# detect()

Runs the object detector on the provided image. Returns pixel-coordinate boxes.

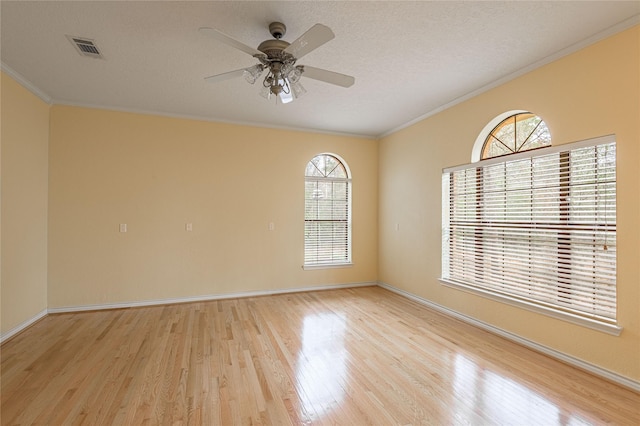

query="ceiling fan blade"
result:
[199,27,265,58]
[300,66,355,88]
[204,68,247,84]
[283,24,334,60]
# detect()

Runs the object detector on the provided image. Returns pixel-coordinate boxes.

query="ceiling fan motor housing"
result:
[257,39,291,60]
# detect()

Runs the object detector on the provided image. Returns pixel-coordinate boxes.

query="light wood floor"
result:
[2,286,638,425]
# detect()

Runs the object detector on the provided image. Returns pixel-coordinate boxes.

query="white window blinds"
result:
[442,136,617,328]
[304,154,352,267]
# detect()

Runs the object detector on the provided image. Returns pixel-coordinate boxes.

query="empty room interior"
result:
[1,1,639,424]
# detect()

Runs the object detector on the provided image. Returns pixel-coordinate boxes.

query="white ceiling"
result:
[2,1,639,138]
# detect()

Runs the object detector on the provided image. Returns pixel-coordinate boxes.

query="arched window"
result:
[304,154,352,268]
[443,115,618,333]
[481,112,551,159]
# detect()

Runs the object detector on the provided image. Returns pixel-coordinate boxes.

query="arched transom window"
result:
[482,112,551,159]
[304,154,352,268]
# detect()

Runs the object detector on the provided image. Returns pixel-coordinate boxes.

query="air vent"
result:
[66,35,103,59]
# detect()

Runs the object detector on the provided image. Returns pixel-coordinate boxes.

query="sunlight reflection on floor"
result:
[452,353,593,425]
[295,312,348,421]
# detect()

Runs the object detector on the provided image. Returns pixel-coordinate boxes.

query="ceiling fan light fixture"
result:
[258,79,293,105]
[243,64,264,84]
[270,80,285,96]
[259,85,272,100]
[287,66,303,84]
[291,80,306,98]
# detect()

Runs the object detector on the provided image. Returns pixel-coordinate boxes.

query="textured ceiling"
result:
[2,1,639,138]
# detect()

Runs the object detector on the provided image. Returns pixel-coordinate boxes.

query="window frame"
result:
[303,153,353,270]
[441,135,620,335]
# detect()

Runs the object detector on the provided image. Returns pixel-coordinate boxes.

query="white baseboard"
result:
[47,281,376,314]
[377,281,640,393]
[0,309,48,344]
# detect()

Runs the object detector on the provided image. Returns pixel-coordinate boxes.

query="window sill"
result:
[303,262,353,271]
[439,278,622,336]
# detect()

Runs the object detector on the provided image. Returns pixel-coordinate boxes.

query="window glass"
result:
[482,113,551,159]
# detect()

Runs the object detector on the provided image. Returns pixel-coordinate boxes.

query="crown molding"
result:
[1,62,53,104]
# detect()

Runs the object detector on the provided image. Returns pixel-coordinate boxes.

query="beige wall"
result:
[1,72,50,334]
[379,26,640,380]
[48,106,378,308]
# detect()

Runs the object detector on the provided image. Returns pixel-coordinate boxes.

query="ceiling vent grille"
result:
[66,35,103,59]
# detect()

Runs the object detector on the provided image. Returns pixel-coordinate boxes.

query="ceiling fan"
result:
[199,22,355,104]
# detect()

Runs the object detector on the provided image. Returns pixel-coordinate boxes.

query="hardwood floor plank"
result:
[2,286,639,425]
